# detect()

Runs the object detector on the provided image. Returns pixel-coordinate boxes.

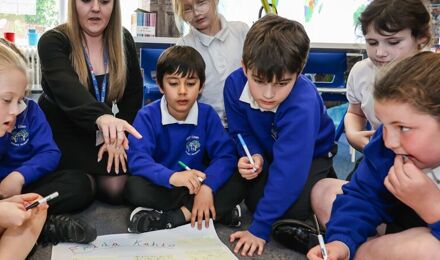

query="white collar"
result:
[239,81,278,113]
[160,96,198,125]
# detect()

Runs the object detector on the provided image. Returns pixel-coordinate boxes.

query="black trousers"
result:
[124,171,245,220]
[22,169,94,215]
[239,153,335,222]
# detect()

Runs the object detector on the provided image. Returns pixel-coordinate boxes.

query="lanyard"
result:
[83,46,108,103]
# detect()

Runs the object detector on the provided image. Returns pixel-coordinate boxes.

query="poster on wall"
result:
[218,0,373,44]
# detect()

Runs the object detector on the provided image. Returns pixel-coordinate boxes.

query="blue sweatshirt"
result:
[326,126,440,258]
[224,68,335,240]
[0,99,61,185]
[128,100,237,193]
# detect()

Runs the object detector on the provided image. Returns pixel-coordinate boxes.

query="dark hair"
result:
[374,51,440,121]
[156,45,206,88]
[359,0,432,47]
[242,14,310,82]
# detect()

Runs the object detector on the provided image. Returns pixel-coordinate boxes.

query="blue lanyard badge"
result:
[83,46,108,103]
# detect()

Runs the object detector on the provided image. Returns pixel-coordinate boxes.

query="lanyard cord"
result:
[83,46,109,103]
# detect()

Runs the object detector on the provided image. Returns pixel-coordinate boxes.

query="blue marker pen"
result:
[237,134,257,172]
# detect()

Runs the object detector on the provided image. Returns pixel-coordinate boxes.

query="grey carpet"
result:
[29,138,354,260]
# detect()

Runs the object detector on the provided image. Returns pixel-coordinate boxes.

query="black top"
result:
[38,27,143,175]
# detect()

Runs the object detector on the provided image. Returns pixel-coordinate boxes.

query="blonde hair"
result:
[0,42,28,84]
[59,0,126,102]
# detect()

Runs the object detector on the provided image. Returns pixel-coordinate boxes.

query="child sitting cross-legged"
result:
[124,45,242,232]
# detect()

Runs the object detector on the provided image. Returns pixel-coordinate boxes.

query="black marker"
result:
[25,192,59,210]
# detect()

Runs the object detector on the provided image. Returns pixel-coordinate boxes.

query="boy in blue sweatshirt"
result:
[308,52,440,259]
[0,42,96,246]
[125,46,241,232]
[224,15,336,256]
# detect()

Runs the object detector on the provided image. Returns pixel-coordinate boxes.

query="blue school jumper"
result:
[127,100,237,193]
[326,126,440,258]
[0,99,60,184]
[224,68,335,240]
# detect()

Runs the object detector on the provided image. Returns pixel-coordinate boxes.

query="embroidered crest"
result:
[185,135,201,155]
[11,124,29,146]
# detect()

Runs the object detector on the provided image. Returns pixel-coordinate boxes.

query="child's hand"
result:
[385,155,440,223]
[11,193,49,211]
[229,230,266,256]
[0,201,31,228]
[237,154,263,180]
[0,171,24,198]
[169,170,206,194]
[307,241,349,260]
[191,185,215,229]
[97,143,128,174]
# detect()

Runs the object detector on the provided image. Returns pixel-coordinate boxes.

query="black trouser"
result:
[22,169,94,215]
[124,171,245,220]
[241,153,335,221]
[386,203,427,234]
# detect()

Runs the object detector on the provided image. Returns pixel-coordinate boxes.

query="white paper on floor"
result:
[51,219,237,260]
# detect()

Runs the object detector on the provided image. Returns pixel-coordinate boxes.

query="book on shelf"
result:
[131,8,157,37]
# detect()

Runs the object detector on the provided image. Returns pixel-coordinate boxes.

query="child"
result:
[224,15,336,256]
[125,45,241,232]
[345,0,431,152]
[312,0,432,227]
[172,0,249,127]
[0,42,96,245]
[308,51,440,259]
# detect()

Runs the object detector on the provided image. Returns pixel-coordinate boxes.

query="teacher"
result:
[38,0,142,204]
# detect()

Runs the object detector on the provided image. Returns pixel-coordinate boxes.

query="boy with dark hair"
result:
[125,46,242,232]
[224,15,336,256]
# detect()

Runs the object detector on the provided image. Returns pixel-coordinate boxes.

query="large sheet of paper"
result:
[51,220,237,260]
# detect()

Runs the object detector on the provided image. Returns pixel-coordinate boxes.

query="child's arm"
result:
[224,72,265,158]
[128,108,184,188]
[344,103,375,151]
[191,184,215,229]
[385,155,440,227]
[326,128,399,255]
[3,101,60,186]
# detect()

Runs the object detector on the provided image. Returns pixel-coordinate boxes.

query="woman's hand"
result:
[191,185,215,229]
[97,143,128,174]
[229,230,266,257]
[169,170,206,194]
[0,171,24,198]
[96,114,142,149]
[237,154,263,180]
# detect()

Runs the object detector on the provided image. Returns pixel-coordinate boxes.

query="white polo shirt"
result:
[177,14,249,127]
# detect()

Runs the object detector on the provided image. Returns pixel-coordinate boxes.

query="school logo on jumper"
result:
[185,135,201,156]
[11,125,29,146]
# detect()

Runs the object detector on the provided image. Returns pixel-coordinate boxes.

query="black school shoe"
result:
[128,207,179,233]
[218,204,242,227]
[272,219,320,254]
[39,215,97,245]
